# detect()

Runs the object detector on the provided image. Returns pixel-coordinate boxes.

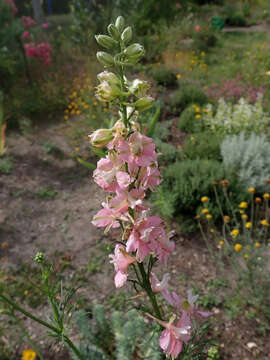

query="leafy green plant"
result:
[204,96,269,135]
[168,85,208,114]
[0,156,13,174]
[182,132,223,161]
[74,306,161,360]
[19,117,32,136]
[178,104,204,133]
[35,186,58,199]
[221,132,270,191]
[148,65,177,87]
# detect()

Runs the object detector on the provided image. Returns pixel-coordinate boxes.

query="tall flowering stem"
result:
[90,16,210,359]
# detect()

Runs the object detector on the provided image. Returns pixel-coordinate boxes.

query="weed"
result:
[35,186,58,199]
[0,156,13,174]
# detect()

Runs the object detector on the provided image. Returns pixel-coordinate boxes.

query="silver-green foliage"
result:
[73,305,161,360]
[221,132,270,191]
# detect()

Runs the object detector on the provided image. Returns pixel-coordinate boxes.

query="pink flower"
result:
[147,313,191,359]
[21,31,30,40]
[182,289,212,319]
[93,155,122,192]
[195,25,200,32]
[21,16,36,29]
[109,244,136,287]
[163,291,182,308]
[153,230,175,265]
[24,43,36,58]
[92,208,120,230]
[150,272,170,294]
[42,23,49,28]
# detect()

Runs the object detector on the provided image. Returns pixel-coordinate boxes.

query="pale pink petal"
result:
[115,271,127,288]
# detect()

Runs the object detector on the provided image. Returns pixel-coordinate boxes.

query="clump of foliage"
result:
[221,132,270,191]
[223,3,247,26]
[192,27,218,52]
[205,73,267,104]
[149,65,177,87]
[168,85,208,114]
[0,156,13,174]
[183,132,223,161]
[178,104,204,133]
[74,305,161,360]
[204,96,269,135]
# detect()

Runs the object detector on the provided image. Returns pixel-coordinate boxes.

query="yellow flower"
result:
[234,243,242,252]
[239,210,244,214]
[248,187,255,193]
[201,196,209,203]
[263,193,270,200]
[245,222,252,229]
[239,202,248,209]
[202,209,209,214]
[177,145,182,150]
[22,349,36,360]
[261,219,269,226]
[64,115,68,120]
[243,253,249,259]
[231,229,239,238]
[255,242,260,247]
[75,147,80,152]
[255,197,262,204]
[206,214,212,220]
[219,240,224,246]
[190,136,195,142]
[176,74,182,79]
[224,215,230,223]
[195,114,201,119]
[210,228,215,233]
[241,214,248,220]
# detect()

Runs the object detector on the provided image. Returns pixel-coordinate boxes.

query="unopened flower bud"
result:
[34,252,45,264]
[89,129,113,148]
[129,79,149,97]
[96,51,115,67]
[97,71,120,85]
[95,35,118,50]
[107,23,120,40]
[115,16,125,32]
[121,26,132,44]
[96,80,122,102]
[134,96,154,111]
[124,43,145,60]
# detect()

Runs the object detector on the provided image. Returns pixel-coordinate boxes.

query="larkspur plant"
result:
[90,16,211,359]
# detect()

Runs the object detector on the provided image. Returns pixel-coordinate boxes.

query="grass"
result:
[35,186,58,199]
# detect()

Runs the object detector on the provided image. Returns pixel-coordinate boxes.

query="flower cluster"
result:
[21,16,36,29]
[24,42,52,65]
[90,16,210,359]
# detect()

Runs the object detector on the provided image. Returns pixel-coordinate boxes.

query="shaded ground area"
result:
[0,119,270,359]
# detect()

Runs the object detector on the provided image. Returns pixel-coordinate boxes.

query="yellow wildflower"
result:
[263,193,270,200]
[261,219,269,226]
[239,202,248,209]
[255,197,262,204]
[255,242,260,247]
[64,115,68,120]
[234,243,242,252]
[241,214,248,220]
[22,349,36,360]
[219,240,224,246]
[202,209,209,214]
[224,215,230,223]
[195,114,201,119]
[231,229,239,238]
[248,187,255,193]
[245,222,252,229]
[206,214,212,220]
[243,253,249,259]
[210,228,215,233]
[176,74,182,79]
[201,196,209,203]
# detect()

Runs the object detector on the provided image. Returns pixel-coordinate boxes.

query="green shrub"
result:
[155,138,180,165]
[178,104,204,133]
[183,132,223,161]
[192,29,218,52]
[148,65,177,87]
[151,159,247,226]
[221,132,270,191]
[168,86,208,114]
[74,305,161,360]
[223,4,247,26]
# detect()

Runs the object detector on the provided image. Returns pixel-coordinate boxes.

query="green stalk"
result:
[137,262,162,320]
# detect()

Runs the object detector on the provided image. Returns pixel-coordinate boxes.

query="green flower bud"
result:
[89,129,114,148]
[107,23,120,40]
[115,16,125,32]
[96,51,115,67]
[96,81,122,102]
[97,71,120,85]
[95,35,118,50]
[121,26,132,45]
[134,96,154,111]
[129,79,149,97]
[34,252,45,264]
[124,43,145,63]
